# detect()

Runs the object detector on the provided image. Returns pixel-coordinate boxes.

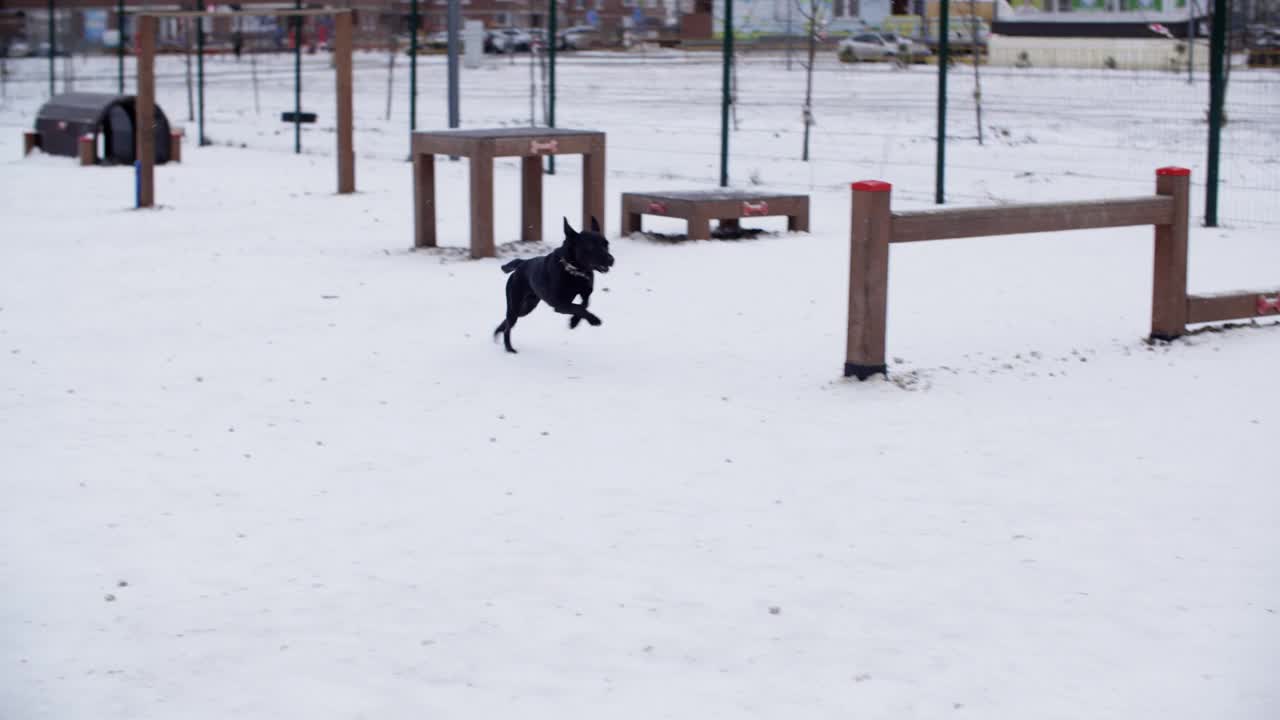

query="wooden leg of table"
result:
[416,153,439,249]
[622,212,642,235]
[521,155,542,243]
[470,153,495,259]
[687,214,711,241]
[788,204,810,232]
[583,145,606,233]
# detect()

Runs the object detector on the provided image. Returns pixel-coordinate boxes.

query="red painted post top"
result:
[1156,167,1191,177]
[851,180,892,192]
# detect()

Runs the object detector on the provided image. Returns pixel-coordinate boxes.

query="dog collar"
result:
[560,258,591,279]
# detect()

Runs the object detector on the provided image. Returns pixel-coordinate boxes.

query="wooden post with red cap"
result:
[846,180,893,379]
[1151,166,1190,341]
[136,14,156,209]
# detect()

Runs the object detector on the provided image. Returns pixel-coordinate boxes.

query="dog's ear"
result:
[563,217,577,239]
[589,216,601,234]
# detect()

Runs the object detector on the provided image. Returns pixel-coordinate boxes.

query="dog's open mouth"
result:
[594,265,611,273]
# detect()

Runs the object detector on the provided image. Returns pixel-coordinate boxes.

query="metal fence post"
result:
[47,0,56,97]
[719,0,733,187]
[548,0,557,174]
[935,0,949,205]
[197,0,207,146]
[117,0,125,94]
[1205,0,1226,227]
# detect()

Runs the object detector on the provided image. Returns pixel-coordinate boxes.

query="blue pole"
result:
[134,160,142,208]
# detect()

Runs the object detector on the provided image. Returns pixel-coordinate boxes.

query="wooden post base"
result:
[78,134,95,166]
[844,363,887,380]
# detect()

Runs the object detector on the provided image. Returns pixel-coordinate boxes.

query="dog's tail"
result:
[501,258,525,274]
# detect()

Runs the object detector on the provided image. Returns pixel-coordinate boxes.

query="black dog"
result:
[494,217,614,354]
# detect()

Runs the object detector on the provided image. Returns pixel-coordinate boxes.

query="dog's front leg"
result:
[569,290,593,329]
[552,302,602,327]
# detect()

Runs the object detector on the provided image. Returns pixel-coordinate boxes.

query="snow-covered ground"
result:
[1,52,1278,720]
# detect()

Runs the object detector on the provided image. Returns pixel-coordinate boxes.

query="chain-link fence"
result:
[2,5,1276,226]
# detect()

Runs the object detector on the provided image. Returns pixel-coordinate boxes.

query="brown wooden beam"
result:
[469,150,495,259]
[846,181,892,379]
[1150,167,1191,341]
[1187,290,1280,324]
[582,136,606,233]
[334,10,354,194]
[136,14,156,208]
[521,156,543,243]
[413,153,436,249]
[78,134,95,166]
[890,196,1175,244]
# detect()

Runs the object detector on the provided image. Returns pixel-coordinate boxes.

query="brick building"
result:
[0,0,686,52]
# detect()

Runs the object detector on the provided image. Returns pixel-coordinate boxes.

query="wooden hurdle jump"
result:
[845,167,1280,379]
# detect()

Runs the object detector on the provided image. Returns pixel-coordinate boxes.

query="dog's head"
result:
[562,217,614,274]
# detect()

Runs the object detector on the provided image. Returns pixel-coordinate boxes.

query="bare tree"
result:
[795,0,827,162]
[185,19,196,122]
[968,0,984,145]
[386,35,398,121]
[250,35,261,115]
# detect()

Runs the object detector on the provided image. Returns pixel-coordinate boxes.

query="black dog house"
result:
[34,93,173,165]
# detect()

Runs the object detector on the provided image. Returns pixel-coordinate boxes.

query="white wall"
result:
[988,36,1211,70]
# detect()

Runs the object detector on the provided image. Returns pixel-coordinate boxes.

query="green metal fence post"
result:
[410,0,418,133]
[548,0,557,174]
[117,0,125,94]
[293,0,302,154]
[719,0,732,187]
[47,0,55,97]
[935,0,949,205]
[197,0,207,145]
[1205,0,1226,227]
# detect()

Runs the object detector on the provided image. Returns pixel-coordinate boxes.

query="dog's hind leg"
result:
[497,275,541,354]
[502,294,539,353]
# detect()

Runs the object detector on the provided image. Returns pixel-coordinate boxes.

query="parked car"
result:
[495,27,533,52]
[6,39,32,58]
[35,41,71,57]
[424,31,449,50]
[880,33,931,62]
[838,32,929,63]
[559,26,601,50]
[484,29,507,53]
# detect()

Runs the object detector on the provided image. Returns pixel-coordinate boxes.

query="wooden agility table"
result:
[620,189,810,240]
[411,128,606,259]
